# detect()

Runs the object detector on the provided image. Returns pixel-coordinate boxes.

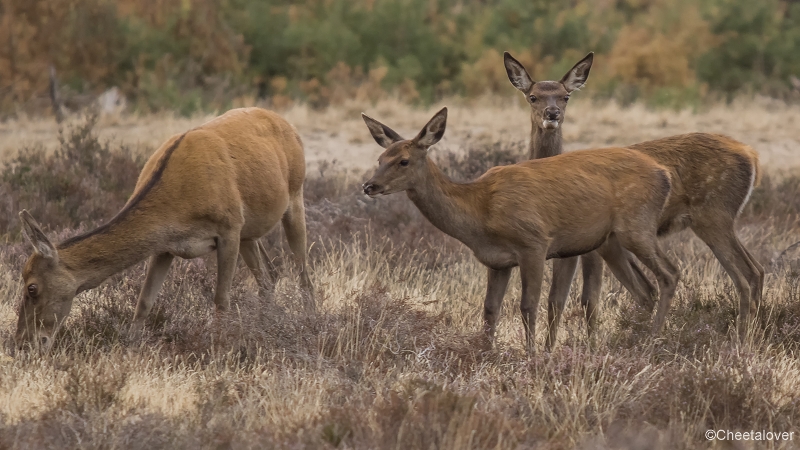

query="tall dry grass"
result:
[3,95,800,175]
[0,110,799,449]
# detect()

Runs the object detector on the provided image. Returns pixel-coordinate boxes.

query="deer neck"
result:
[529,123,563,160]
[57,211,163,293]
[405,158,486,246]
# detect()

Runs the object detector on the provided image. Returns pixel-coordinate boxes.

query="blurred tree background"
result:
[2,0,800,116]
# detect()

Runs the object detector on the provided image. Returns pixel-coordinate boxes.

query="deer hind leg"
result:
[214,231,242,312]
[256,240,280,283]
[132,253,174,330]
[282,192,315,305]
[545,256,579,352]
[579,252,604,341]
[239,239,275,298]
[616,232,679,335]
[483,267,512,347]
[596,235,659,310]
[739,240,765,313]
[692,224,758,341]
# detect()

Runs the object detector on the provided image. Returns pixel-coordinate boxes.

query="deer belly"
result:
[472,247,518,270]
[171,237,217,259]
[547,233,608,259]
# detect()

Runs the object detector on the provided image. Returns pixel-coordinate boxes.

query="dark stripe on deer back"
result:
[58,133,187,249]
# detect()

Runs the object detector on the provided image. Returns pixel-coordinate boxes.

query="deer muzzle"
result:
[362,182,382,197]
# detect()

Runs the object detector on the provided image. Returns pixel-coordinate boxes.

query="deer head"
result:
[361,107,447,197]
[504,52,593,131]
[15,210,79,349]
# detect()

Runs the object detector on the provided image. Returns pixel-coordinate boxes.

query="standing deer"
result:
[503,51,763,345]
[361,107,679,350]
[15,107,314,348]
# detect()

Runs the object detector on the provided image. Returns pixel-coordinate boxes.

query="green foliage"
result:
[4,0,800,112]
[695,0,800,97]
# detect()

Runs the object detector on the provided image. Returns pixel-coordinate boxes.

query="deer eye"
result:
[564,95,570,102]
[399,160,409,167]
[27,284,38,297]
[529,95,537,102]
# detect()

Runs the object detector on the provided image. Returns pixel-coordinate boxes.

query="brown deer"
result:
[361,107,679,350]
[15,107,313,348]
[504,51,763,345]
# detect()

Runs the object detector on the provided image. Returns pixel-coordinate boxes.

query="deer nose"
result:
[363,183,376,195]
[545,107,561,120]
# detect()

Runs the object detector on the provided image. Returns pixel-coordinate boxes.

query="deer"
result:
[503,51,763,345]
[15,107,314,348]
[361,107,680,351]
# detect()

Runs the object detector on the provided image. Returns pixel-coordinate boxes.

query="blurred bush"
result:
[1,0,800,113]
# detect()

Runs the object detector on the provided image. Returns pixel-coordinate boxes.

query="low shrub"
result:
[0,114,144,237]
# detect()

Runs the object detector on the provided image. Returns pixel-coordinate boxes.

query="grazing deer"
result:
[361,107,679,350]
[15,107,314,348]
[504,51,763,344]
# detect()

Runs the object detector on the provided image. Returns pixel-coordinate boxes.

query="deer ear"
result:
[361,113,405,148]
[414,107,447,148]
[560,52,593,93]
[19,210,57,260]
[504,52,534,92]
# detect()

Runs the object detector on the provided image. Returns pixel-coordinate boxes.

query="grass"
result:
[0,106,799,449]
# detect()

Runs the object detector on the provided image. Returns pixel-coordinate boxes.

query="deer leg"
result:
[579,251,604,340]
[738,239,765,313]
[628,256,658,306]
[545,256,579,352]
[597,236,658,310]
[483,267,512,346]
[256,240,280,284]
[616,233,679,335]
[519,250,546,353]
[282,192,315,307]
[132,253,174,330]
[693,225,756,341]
[214,231,241,312]
[239,239,275,298]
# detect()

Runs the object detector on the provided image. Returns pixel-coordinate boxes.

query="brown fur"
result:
[504,52,764,345]
[15,107,313,347]
[362,107,679,351]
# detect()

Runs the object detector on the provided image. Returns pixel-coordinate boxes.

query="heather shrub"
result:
[741,173,800,222]
[0,114,145,236]
[2,107,800,448]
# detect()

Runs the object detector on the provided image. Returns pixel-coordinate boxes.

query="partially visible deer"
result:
[362,107,679,351]
[790,75,800,94]
[15,107,314,348]
[504,51,763,345]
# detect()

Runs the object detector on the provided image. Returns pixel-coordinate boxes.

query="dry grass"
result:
[2,95,800,175]
[0,101,799,449]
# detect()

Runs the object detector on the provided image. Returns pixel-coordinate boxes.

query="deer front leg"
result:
[483,267,512,347]
[519,250,546,353]
[545,256,579,352]
[132,253,174,331]
[214,232,241,312]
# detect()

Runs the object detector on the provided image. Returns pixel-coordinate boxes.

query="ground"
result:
[0,97,799,449]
